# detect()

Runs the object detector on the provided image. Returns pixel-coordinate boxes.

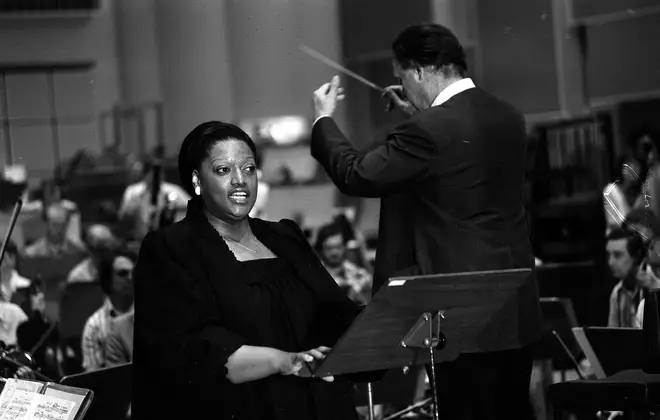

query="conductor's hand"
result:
[382,85,416,115]
[278,346,334,382]
[313,76,345,121]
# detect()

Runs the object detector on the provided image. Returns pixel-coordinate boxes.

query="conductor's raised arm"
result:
[310,76,436,198]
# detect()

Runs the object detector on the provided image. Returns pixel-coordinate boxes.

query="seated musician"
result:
[66,224,117,284]
[132,121,369,420]
[606,228,645,328]
[0,241,30,303]
[16,285,62,381]
[0,243,27,347]
[118,155,190,241]
[23,203,86,258]
[635,238,660,328]
[314,222,372,305]
[81,249,134,371]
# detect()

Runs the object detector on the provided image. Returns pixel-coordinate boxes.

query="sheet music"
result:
[41,388,84,420]
[31,395,75,420]
[0,390,36,420]
[0,381,19,416]
[11,380,44,393]
[0,390,75,420]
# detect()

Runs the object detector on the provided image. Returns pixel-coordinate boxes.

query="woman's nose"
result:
[231,170,246,185]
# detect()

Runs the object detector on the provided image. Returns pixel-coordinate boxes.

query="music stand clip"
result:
[400,311,446,350]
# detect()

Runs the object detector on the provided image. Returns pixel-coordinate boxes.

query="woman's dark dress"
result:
[132,197,362,420]
[236,257,318,419]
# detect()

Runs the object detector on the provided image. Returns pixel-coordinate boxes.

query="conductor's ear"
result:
[413,65,424,82]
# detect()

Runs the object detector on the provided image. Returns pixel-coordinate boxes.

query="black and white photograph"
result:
[0,0,659,419]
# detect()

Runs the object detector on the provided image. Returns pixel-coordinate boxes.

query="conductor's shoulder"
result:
[470,87,524,120]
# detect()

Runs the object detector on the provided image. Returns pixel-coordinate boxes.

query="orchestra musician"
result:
[118,155,190,241]
[309,23,541,420]
[132,121,371,420]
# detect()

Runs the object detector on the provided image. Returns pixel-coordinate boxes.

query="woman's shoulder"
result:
[140,219,198,257]
[146,219,191,242]
[251,217,306,241]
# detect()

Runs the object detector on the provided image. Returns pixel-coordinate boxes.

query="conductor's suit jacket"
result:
[311,85,542,347]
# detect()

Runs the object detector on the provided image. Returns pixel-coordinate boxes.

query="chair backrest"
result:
[59,282,105,340]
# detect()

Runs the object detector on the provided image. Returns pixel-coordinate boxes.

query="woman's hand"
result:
[276,346,334,382]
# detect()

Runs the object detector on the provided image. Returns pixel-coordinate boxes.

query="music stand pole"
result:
[428,342,440,420]
[400,311,446,420]
[367,382,375,420]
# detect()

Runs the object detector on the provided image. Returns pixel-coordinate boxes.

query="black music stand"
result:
[535,297,584,380]
[300,268,537,420]
[60,363,132,420]
[572,327,645,378]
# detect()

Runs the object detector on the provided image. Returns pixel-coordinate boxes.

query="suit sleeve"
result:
[311,117,437,198]
[134,232,247,385]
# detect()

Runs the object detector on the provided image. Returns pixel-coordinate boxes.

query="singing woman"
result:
[132,121,363,420]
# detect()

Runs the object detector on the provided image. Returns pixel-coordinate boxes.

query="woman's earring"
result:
[194,185,201,196]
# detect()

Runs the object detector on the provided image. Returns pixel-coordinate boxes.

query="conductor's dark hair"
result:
[178,121,257,196]
[392,23,467,77]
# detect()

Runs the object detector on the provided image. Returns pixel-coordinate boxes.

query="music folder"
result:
[0,377,93,420]
[300,268,536,378]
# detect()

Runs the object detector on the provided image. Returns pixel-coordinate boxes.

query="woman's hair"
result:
[391,23,467,77]
[178,121,257,196]
[98,248,137,296]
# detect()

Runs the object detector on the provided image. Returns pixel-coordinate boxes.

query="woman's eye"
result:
[245,165,256,173]
[215,167,230,174]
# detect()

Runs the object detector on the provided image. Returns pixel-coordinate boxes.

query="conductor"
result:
[309,23,541,420]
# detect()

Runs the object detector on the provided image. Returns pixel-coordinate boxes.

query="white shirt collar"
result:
[431,78,476,107]
[103,297,133,318]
